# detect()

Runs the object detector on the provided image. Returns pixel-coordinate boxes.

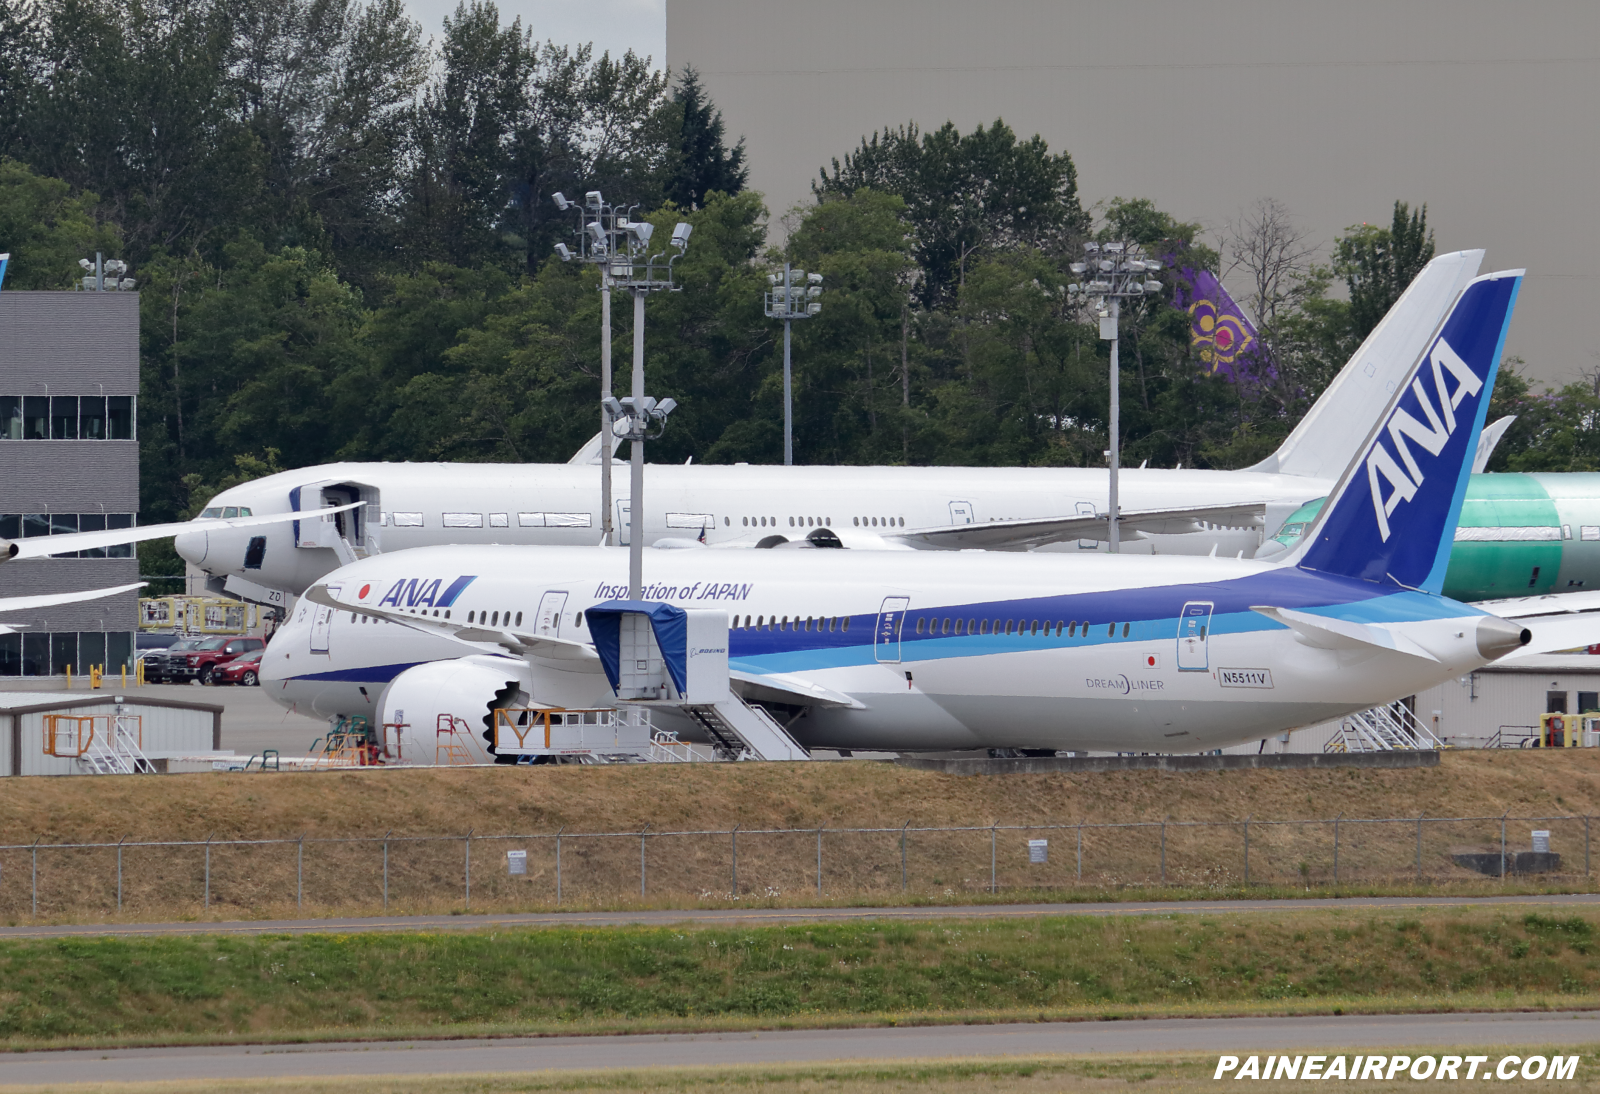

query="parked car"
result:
[170,636,267,685]
[212,649,263,686]
[140,637,207,684]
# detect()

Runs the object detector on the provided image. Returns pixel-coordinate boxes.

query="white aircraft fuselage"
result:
[261,542,1526,755]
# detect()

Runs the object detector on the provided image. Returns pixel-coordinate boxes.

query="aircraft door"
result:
[1177,601,1214,671]
[310,585,339,654]
[949,501,974,525]
[616,500,632,546]
[535,591,568,636]
[875,596,911,663]
[1076,501,1098,549]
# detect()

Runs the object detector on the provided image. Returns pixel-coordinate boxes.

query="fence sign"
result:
[507,849,527,876]
[1028,839,1048,864]
[1533,830,1551,853]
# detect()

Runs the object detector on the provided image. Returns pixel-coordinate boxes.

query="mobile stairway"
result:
[585,600,811,762]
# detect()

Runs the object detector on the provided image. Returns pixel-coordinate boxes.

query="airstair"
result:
[682,698,810,761]
[1325,700,1445,752]
[586,601,813,762]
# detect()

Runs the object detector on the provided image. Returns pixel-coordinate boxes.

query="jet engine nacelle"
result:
[377,655,531,765]
[0,540,20,562]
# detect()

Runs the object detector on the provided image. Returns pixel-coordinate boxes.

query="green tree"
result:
[663,66,746,210]
[1335,200,1434,340]
[0,158,119,287]
[816,119,1088,307]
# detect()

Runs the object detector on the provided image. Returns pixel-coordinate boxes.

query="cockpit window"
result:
[200,507,222,518]
[222,507,239,518]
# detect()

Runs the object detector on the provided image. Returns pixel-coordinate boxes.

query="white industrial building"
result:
[0,692,221,776]
[669,0,1599,386]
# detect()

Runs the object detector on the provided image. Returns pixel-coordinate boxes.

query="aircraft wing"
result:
[1474,590,1600,660]
[0,581,147,635]
[9,503,360,561]
[890,502,1269,552]
[306,584,602,666]
[730,666,866,709]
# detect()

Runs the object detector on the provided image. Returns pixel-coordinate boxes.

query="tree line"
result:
[0,0,1589,545]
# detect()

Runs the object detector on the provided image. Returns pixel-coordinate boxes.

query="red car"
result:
[172,636,266,685]
[212,649,264,686]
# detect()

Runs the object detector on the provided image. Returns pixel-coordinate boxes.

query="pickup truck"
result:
[170,636,267,685]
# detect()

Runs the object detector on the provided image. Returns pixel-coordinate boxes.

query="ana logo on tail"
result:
[1367,339,1484,542]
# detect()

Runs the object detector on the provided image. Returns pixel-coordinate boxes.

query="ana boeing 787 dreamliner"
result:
[262,269,1596,760]
[178,252,1486,598]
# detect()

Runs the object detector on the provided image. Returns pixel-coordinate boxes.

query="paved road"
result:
[2,893,1597,940]
[3,1012,1597,1085]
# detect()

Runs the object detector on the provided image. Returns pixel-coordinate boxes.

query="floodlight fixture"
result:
[767,274,778,285]
[626,220,654,249]
[585,190,603,209]
[1069,262,1087,275]
[554,243,573,261]
[807,272,823,285]
[1144,279,1163,293]
[671,222,693,250]
[552,192,571,211]
[586,221,608,253]
[78,259,93,270]
[807,303,821,316]
[653,397,678,419]
[1084,242,1100,253]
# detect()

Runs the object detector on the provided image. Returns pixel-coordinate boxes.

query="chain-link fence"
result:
[0,813,1591,920]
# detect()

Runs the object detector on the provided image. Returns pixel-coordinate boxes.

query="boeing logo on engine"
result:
[1367,338,1484,542]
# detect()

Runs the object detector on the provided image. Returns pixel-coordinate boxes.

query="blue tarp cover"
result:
[587,600,689,696]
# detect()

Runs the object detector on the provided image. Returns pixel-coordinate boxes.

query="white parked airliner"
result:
[262,269,1597,759]
[179,252,1487,599]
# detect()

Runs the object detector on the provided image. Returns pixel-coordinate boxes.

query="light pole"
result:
[553,192,627,546]
[763,264,822,465]
[557,199,692,598]
[1067,242,1163,552]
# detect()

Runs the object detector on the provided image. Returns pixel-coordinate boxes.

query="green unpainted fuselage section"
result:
[1274,473,1600,601]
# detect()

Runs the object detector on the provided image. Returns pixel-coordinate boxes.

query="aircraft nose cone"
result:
[174,529,209,567]
[1476,615,1532,660]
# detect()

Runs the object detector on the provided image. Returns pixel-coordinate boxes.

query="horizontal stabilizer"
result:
[895,502,1270,551]
[1251,605,1439,661]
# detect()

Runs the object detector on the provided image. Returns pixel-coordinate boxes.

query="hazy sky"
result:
[403,0,666,66]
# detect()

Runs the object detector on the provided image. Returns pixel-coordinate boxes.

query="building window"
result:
[0,514,136,557]
[1547,691,1569,714]
[0,395,135,440]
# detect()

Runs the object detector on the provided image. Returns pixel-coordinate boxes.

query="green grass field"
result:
[1,906,1597,1051]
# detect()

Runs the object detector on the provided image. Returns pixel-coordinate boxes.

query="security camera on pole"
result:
[1066,243,1163,553]
[763,264,823,465]
[554,194,692,598]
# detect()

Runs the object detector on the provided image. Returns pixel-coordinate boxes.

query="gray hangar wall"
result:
[668,0,1599,387]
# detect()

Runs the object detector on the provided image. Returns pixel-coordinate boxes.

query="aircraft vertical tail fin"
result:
[1247,249,1484,479]
[1288,270,1522,593]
